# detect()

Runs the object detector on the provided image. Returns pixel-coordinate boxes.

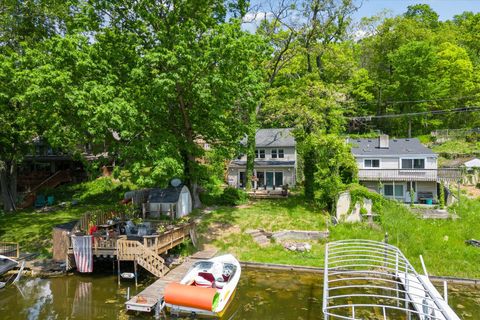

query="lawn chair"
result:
[34,195,47,208]
[47,196,55,206]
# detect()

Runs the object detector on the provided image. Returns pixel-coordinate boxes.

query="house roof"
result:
[464,158,480,168]
[230,160,295,167]
[242,128,295,147]
[148,185,187,204]
[350,138,436,156]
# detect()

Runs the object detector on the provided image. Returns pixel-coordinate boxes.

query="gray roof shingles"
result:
[148,186,183,204]
[350,138,436,156]
[242,128,295,147]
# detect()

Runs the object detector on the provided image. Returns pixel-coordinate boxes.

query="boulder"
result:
[336,191,351,221]
[345,202,362,223]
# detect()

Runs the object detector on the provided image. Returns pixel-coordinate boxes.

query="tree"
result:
[404,4,439,29]
[0,1,72,211]
[87,1,268,207]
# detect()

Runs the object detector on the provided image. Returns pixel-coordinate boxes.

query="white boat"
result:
[164,254,241,317]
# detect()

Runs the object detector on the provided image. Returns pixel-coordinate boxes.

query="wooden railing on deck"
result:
[116,239,169,277]
[0,242,19,259]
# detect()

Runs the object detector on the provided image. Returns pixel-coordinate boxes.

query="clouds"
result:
[241,11,274,33]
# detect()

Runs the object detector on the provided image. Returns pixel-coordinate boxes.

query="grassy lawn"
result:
[199,196,480,278]
[0,177,132,257]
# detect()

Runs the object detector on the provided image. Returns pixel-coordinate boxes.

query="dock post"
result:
[444,281,448,304]
[134,260,138,287]
[117,259,121,285]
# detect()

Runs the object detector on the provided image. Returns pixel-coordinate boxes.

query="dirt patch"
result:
[202,222,241,243]
[461,185,480,199]
[235,204,252,209]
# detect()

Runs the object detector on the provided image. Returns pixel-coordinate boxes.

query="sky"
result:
[354,0,480,21]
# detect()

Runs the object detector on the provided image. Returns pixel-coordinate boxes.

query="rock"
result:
[336,191,351,221]
[345,202,362,223]
[272,230,329,241]
[282,242,312,252]
[362,198,373,215]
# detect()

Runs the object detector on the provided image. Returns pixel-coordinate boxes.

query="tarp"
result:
[164,283,218,312]
[72,235,93,273]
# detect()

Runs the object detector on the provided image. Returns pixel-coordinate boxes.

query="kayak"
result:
[164,254,241,317]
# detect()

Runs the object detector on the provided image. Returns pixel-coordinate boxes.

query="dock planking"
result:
[125,248,218,313]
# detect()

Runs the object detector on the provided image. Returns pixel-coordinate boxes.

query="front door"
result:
[239,171,246,188]
[266,172,274,188]
[256,171,265,189]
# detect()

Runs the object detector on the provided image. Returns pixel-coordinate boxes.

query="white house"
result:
[227,128,297,189]
[350,135,440,204]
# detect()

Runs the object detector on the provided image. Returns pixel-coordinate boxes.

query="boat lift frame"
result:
[323,239,460,320]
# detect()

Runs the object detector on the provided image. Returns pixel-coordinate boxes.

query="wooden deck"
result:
[125,248,218,313]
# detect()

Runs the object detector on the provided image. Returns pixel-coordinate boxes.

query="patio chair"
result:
[34,195,47,208]
[47,196,55,206]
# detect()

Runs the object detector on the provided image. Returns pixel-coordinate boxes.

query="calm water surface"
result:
[0,268,478,320]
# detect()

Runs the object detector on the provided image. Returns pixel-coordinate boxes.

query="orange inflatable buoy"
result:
[164,283,219,312]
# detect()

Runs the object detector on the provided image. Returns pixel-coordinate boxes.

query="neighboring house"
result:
[350,135,441,204]
[227,128,297,189]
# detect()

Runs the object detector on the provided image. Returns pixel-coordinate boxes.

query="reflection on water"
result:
[0,268,478,320]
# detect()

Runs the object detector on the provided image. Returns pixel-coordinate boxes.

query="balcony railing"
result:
[358,168,462,182]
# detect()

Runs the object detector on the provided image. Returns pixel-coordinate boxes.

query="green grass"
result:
[199,196,480,278]
[0,177,133,257]
[431,139,480,154]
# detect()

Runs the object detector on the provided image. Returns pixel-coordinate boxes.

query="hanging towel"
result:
[72,235,93,273]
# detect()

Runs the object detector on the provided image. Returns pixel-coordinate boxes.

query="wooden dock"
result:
[125,248,218,313]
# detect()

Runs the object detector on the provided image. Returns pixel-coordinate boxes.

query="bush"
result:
[348,183,386,213]
[219,187,248,206]
[465,132,480,143]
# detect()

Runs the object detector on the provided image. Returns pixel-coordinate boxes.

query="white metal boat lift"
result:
[323,239,461,320]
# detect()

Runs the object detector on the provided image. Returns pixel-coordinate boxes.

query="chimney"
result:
[379,134,389,149]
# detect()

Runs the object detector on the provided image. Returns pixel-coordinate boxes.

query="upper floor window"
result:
[364,159,380,168]
[255,149,265,159]
[271,148,285,159]
[402,158,425,169]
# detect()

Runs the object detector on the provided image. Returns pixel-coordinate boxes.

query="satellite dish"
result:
[171,178,182,187]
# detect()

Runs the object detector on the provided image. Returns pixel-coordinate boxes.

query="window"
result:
[255,149,265,159]
[364,159,380,168]
[271,149,285,159]
[401,158,425,169]
[406,182,416,192]
[271,149,277,158]
[384,185,393,196]
[384,184,404,197]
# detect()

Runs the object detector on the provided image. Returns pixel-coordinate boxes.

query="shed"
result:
[464,158,480,169]
[52,220,77,262]
[148,185,192,219]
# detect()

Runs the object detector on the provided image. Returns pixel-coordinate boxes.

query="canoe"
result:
[164,254,241,317]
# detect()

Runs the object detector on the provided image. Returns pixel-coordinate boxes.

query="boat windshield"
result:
[192,261,214,271]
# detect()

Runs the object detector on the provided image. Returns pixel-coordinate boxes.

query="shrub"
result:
[219,187,248,206]
[348,183,386,213]
[465,132,480,143]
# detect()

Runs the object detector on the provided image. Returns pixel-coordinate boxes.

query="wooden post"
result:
[134,260,138,287]
[117,259,121,285]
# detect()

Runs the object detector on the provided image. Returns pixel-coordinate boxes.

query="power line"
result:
[385,93,480,105]
[348,106,480,121]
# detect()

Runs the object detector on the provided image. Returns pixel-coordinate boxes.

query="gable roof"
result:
[148,185,188,204]
[254,128,295,147]
[350,138,436,156]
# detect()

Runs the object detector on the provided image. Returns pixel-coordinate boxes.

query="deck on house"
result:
[125,248,218,313]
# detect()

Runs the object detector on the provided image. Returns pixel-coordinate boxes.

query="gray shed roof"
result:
[148,185,187,204]
[350,138,436,156]
[242,128,295,147]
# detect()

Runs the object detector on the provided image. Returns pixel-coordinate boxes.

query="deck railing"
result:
[358,168,462,182]
[0,242,19,259]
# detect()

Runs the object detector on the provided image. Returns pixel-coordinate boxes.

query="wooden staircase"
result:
[117,239,169,278]
[18,170,72,208]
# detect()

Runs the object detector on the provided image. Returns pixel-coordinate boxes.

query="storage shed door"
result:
[179,192,189,217]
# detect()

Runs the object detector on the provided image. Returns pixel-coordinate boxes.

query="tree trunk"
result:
[303,148,316,201]
[245,112,257,192]
[0,161,16,212]
[177,85,202,209]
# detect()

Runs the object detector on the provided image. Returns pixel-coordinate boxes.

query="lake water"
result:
[0,268,478,319]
